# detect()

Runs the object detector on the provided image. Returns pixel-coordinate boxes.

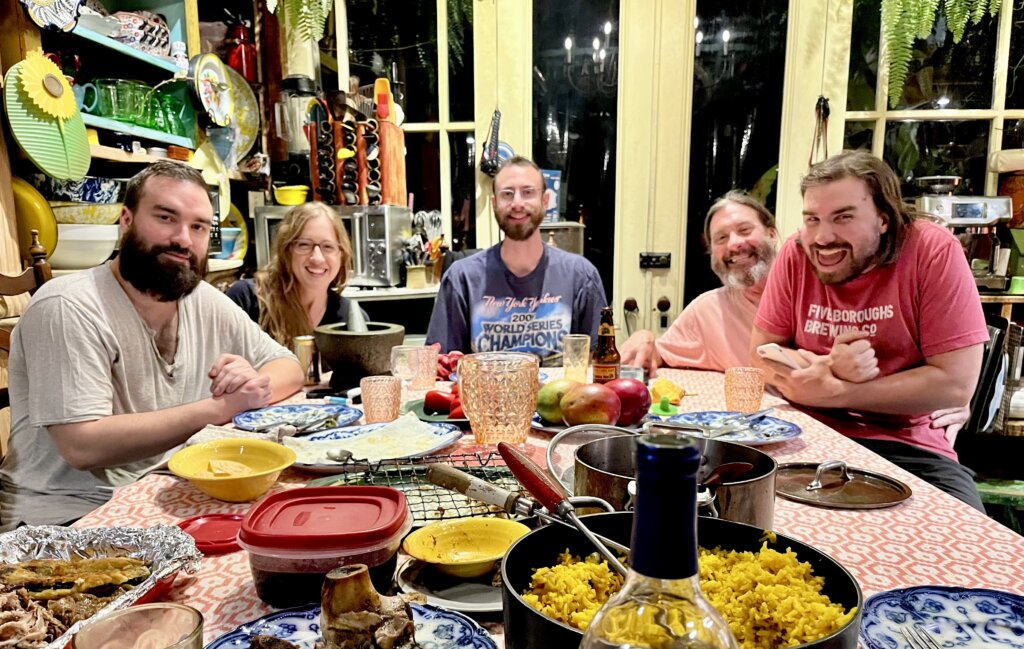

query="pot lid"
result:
[4,56,90,180]
[775,460,911,509]
[239,486,409,551]
[178,513,242,555]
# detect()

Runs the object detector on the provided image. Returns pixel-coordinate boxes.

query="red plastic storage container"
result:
[238,486,411,607]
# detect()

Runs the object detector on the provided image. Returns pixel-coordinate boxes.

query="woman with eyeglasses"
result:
[227,202,367,345]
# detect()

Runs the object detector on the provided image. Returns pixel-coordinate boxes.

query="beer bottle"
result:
[592,306,620,384]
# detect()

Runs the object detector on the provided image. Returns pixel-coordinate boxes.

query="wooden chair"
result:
[0,229,52,408]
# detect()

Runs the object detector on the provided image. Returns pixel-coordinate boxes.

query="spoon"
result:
[498,442,627,576]
[701,461,754,486]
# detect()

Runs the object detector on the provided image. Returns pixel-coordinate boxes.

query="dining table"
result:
[73,368,1024,647]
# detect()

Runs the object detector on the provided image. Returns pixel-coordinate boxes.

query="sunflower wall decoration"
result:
[2,49,90,179]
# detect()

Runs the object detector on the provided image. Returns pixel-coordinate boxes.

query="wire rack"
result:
[307,452,522,525]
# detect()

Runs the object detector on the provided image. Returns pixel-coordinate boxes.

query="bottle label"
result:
[592,363,619,383]
[598,323,614,337]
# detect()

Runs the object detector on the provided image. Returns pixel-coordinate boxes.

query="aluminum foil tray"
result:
[0,524,203,649]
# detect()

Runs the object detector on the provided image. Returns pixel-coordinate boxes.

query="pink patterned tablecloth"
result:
[74,369,1024,646]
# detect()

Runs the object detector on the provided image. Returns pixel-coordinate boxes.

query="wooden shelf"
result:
[90,145,157,163]
[81,114,194,149]
[71,25,182,74]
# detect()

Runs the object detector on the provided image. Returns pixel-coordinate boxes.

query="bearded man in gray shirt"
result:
[0,161,304,529]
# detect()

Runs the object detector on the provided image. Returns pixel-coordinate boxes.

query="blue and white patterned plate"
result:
[531,412,662,434]
[860,586,1024,649]
[232,404,361,432]
[666,411,801,446]
[205,602,497,649]
[291,422,463,474]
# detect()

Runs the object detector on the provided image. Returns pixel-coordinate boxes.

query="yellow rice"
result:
[522,542,857,649]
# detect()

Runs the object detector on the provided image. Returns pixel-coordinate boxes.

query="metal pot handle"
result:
[805,460,852,491]
[546,423,634,493]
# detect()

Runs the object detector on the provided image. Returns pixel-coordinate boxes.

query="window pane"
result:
[847,0,879,111]
[347,1,439,123]
[684,0,788,305]
[891,9,996,110]
[449,132,476,250]
[533,0,620,301]
[883,120,989,196]
[405,132,441,211]
[1008,1,1024,109]
[1003,119,1024,149]
[844,121,874,151]
[448,1,475,122]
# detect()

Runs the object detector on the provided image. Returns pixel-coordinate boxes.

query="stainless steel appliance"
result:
[342,205,412,287]
[915,178,1013,291]
[253,204,412,288]
[273,75,318,186]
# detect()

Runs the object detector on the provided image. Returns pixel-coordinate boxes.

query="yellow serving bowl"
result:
[49,201,123,225]
[273,185,309,206]
[168,438,296,502]
[402,517,531,578]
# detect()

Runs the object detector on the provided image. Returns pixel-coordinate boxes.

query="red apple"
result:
[605,378,653,426]
[560,384,622,426]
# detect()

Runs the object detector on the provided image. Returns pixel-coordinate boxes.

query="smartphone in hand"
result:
[756,343,806,370]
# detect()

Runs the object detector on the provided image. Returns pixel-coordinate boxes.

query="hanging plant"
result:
[266,0,333,43]
[881,0,1002,108]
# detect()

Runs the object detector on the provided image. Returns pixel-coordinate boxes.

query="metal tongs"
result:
[426,461,629,576]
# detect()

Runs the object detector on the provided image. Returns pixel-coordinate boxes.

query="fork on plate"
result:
[900,624,942,649]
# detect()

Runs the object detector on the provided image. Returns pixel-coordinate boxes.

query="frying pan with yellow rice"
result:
[501,513,862,649]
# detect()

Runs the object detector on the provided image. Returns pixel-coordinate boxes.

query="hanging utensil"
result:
[426,464,629,553]
[498,443,627,575]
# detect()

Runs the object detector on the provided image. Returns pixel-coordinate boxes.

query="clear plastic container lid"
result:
[239,486,410,557]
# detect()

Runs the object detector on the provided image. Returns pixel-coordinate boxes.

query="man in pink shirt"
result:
[751,151,987,510]
[621,191,778,372]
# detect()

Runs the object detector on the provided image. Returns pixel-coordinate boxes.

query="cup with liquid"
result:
[561,334,591,383]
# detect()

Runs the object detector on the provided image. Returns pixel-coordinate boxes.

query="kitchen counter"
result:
[342,285,440,302]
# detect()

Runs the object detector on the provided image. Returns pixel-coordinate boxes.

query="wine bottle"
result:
[579,434,739,649]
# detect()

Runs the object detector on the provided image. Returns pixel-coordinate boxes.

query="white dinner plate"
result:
[288,421,462,474]
[396,558,504,613]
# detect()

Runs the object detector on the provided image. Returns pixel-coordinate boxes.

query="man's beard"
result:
[798,231,881,285]
[117,227,206,301]
[712,239,776,289]
[497,206,544,241]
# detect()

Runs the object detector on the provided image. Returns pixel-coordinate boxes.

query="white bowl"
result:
[49,224,120,270]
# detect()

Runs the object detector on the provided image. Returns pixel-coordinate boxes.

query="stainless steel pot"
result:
[573,433,777,528]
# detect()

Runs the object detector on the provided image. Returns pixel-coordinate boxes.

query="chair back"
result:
[0,229,52,409]
[962,313,1010,438]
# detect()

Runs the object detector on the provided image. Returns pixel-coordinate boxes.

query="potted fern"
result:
[266,0,333,42]
[882,0,1003,107]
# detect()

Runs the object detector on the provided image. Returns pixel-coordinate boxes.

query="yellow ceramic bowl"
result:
[273,185,309,206]
[168,438,296,503]
[49,201,123,225]
[402,517,531,578]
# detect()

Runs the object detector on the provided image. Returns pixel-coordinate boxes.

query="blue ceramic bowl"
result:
[30,173,126,204]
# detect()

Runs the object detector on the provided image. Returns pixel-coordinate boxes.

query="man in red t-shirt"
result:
[751,151,988,511]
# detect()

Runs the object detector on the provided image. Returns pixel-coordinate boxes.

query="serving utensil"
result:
[425,464,628,554]
[497,443,628,576]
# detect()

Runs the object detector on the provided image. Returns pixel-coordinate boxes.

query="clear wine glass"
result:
[390,346,419,390]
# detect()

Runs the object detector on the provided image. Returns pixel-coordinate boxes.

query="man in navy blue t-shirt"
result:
[426,157,607,363]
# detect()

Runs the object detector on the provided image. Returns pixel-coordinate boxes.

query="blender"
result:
[273,75,319,188]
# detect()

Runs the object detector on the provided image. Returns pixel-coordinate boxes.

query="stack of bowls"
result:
[29,174,125,270]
